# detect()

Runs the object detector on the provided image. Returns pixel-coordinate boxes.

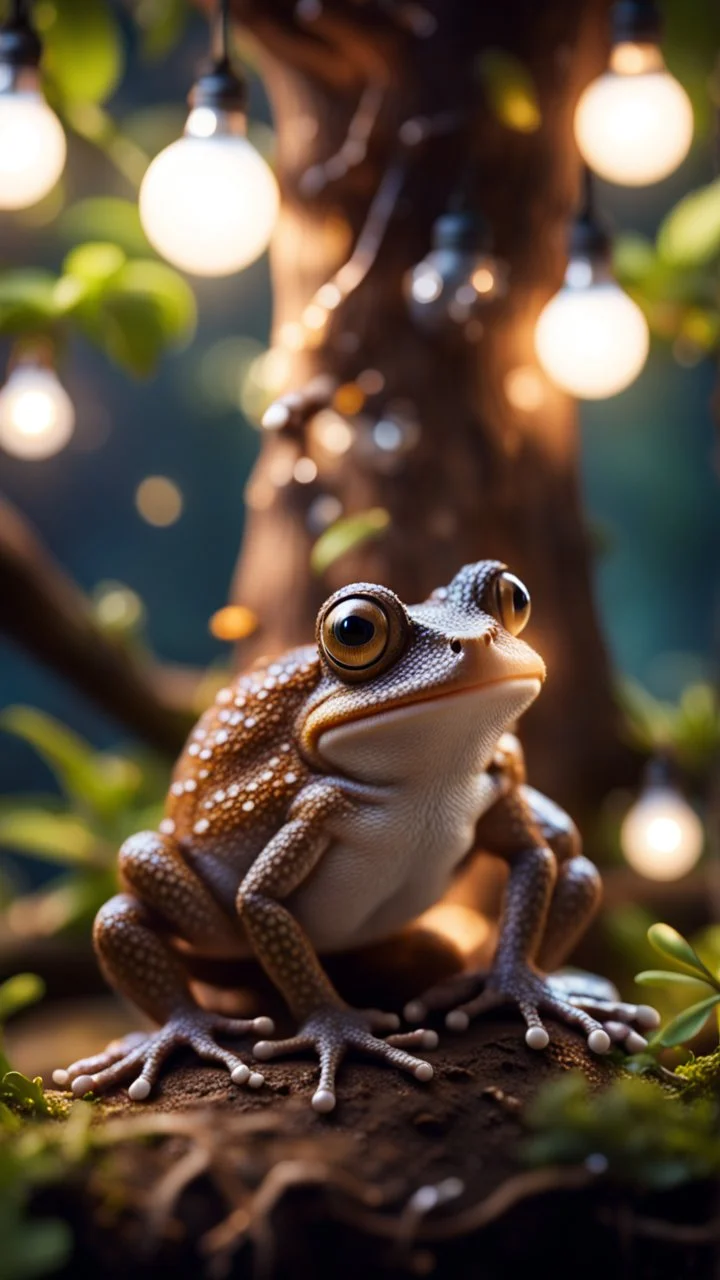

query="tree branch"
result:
[0,496,198,756]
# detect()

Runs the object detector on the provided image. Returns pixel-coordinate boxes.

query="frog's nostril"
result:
[450,639,463,655]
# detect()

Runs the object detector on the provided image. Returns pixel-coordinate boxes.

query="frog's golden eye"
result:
[320,593,407,681]
[494,571,531,636]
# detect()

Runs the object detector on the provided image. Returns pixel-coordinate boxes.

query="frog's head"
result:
[301,560,546,779]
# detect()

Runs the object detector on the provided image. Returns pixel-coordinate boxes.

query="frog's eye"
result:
[320,594,406,680]
[494,571,531,636]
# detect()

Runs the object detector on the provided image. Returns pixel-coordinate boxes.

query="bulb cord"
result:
[211,0,231,68]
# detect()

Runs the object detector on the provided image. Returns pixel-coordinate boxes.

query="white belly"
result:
[289,679,539,951]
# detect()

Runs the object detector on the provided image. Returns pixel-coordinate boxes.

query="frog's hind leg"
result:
[526,786,659,1048]
[405,786,658,1053]
[52,832,273,1100]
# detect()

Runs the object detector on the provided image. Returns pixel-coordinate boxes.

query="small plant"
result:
[0,706,168,936]
[635,922,720,1049]
[524,1072,720,1190]
[0,973,60,1122]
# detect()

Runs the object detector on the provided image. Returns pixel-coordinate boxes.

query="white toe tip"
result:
[588,1029,611,1055]
[253,1017,275,1037]
[414,1062,434,1082]
[52,1069,69,1087]
[625,1031,648,1054]
[248,1071,265,1089]
[636,1005,661,1029]
[525,1026,550,1051]
[404,1000,426,1024]
[253,1040,274,1061]
[231,1064,251,1085]
[312,1088,336,1113]
[421,1030,439,1050]
[128,1077,151,1102]
[71,1074,95,1097]
[445,1010,469,1032]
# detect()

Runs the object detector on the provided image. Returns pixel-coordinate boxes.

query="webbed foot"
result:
[51,1008,275,1100]
[253,1004,437,1113]
[405,965,659,1056]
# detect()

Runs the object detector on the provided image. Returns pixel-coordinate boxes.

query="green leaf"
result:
[657,178,720,268]
[310,508,391,576]
[655,993,720,1048]
[635,969,714,990]
[0,810,97,865]
[0,975,45,1023]
[58,198,152,257]
[62,242,126,285]
[475,49,541,133]
[648,923,718,985]
[0,1071,51,1115]
[0,707,98,807]
[0,270,60,332]
[613,233,657,285]
[3,1218,72,1280]
[40,0,124,105]
[0,707,139,819]
[90,260,196,375]
[134,0,188,60]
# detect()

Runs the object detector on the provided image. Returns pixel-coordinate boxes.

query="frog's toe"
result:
[403,969,490,1025]
[52,1031,149,1091]
[56,1010,268,1101]
[254,1005,435,1112]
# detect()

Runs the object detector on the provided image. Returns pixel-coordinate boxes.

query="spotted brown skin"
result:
[53,560,658,1111]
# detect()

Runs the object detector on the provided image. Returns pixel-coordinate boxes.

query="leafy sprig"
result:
[635,923,720,1049]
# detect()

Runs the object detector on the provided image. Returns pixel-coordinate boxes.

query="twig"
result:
[0,496,198,756]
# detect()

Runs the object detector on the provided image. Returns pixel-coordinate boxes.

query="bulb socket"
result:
[642,752,680,792]
[611,0,662,46]
[0,13,41,70]
[569,212,611,261]
[432,211,492,254]
[188,58,247,115]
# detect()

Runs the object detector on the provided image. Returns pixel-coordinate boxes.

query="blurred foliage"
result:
[475,49,541,133]
[0,971,78,1280]
[0,244,196,376]
[310,507,391,576]
[635,923,720,1050]
[618,677,719,778]
[0,707,167,937]
[525,1072,720,1189]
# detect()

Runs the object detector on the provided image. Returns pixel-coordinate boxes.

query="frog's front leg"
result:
[237,781,437,1113]
[407,785,658,1053]
[52,832,272,1100]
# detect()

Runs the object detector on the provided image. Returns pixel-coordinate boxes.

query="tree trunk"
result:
[231,0,630,818]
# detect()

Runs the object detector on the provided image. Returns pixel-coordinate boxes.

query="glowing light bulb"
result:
[139,105,279,277]
[0,363,74,458]
[575,43,693,186]
[535,258,649,398]
[406,212,507,337]
[0,89,66,209]
[621,785,704,880]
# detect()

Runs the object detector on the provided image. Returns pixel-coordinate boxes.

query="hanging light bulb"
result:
[621,757,704,881]
[0,2,66,210]
[0,359,74,459]
[575,1,693,186]
[139,0,278,277]
[535,173,649,399]
[405,211,507,337]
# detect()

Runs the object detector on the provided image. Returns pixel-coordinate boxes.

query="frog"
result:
[53,560,658,1112]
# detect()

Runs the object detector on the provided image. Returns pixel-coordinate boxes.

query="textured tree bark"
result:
[230,0,633,818]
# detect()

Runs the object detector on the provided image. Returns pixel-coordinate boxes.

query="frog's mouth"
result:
[306,671,544,774]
